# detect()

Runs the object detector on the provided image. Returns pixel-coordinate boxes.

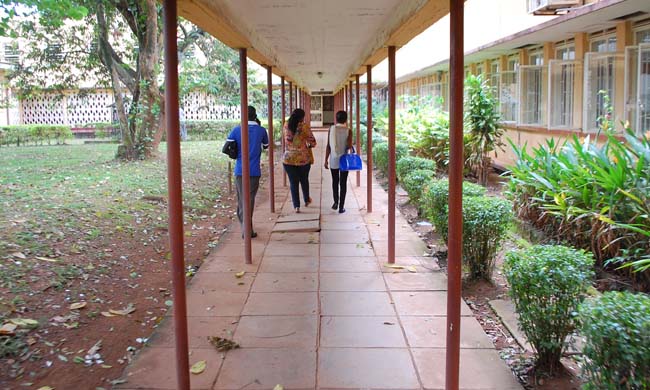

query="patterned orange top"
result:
[282,122,317,166]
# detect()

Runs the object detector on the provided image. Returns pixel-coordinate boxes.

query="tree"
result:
[464,74,504,186]
[3,0,199,160]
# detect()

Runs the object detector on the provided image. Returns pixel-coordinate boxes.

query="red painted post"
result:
[366,65,373,213]
[349,80,353,132]
[289,81,294,113]
[239,48,252,265]
[267,66,275,213]
[446,0,464,389]
[355,75,360,187]
[281,77,287,187]
[162,2,190,389]
[388,46,396,264]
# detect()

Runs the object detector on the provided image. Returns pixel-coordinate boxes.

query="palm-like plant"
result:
[464,74,504,186]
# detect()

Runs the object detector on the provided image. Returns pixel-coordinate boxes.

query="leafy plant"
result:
[396,156,436,182]
[506,129,650,286]
[504,245,594,373]
[462,196,513,280]
[579,291,650,389]
[464,74,504,186]
[421,178,486,241]
[401,169,436,208]
[373,141,409,175]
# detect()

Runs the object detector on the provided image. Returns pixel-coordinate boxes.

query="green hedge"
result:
[160,119,282,142]
[373,141,409,175]
[0,125,73,146]
[421,179,486,240]
[396,156,436,182]
[402,169,436,208]
[505,245,594,373]
[580,291,650,389]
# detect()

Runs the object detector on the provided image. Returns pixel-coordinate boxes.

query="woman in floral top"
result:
[283,108,317,213]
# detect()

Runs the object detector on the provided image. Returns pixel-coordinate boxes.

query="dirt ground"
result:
[391,170,583,390]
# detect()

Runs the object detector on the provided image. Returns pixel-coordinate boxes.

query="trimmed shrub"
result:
[462,196,512,280]
[421,179,486,240]
[401,169,435,208]
[504,245,595,373]
[373,141,408,175]
[579,291,650,389]
[396,156,436,182]
[0,125,73,146]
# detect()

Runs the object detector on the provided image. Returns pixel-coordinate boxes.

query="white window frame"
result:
[498,70,518,123]
[548,59,579,130]
[518,65,546,126]
[583,51,623,133]
[625,43,650,136]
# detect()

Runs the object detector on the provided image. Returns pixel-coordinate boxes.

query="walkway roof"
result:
[178,0,450,92]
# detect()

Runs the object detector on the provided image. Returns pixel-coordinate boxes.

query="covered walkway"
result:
[116,132,521,389]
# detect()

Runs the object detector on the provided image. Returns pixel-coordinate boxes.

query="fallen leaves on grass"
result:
[208,336,239,351]
[9,318,39,328]
[0,323,17,335]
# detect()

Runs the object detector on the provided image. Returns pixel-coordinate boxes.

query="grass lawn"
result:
[0,141,237,388]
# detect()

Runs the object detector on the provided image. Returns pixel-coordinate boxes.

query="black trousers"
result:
[235,175,261,232]
[284,164,311,208]
[330,168,349,209]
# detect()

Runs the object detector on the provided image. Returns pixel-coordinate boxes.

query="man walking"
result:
[227,106,269,238]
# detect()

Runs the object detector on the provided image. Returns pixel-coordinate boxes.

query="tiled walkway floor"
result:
[117,131,521,389]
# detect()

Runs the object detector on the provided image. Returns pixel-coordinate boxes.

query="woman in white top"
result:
[324,111,353,213]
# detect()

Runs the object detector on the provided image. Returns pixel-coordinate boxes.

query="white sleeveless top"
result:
[328,124,349,169]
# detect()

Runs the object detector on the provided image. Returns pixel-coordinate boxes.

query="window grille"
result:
[583,52,623,132]
[499,70,518,122]
[518,65,546,126]
[548,60,579,129]
[625,44,650,136]
[3,43,19,64]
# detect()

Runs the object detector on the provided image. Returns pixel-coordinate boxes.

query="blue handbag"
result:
[339,147,362,171]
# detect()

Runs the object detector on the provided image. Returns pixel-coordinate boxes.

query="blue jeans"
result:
[283,164,311,208]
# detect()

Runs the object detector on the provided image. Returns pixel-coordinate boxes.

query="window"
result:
[3,43,19,64]
[528,48,543,66]
[476,63,485,76]
[519,65,546,126]
[635,25,650,45]
[498,56,519,122]
[583,51,623,132]
[549,60,578,129]
[489,60,500,90]
[625,44,650,136]
[556,44,575,60]
[591,35,617,52]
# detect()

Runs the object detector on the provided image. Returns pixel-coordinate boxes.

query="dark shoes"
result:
[338,208,346,214]
[332,202,338,210]
[241,231,258,239]
[305,197,312,207]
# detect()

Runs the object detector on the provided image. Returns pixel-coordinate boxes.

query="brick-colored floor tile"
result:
[234,315,317,348]
[373,240,431,257]
[320,316,406,347]
[200,256,260,273]
[320,221,366,231]
[259,257,318,273]
[412,348,522,389]
[116,347,221,389]
[320,257,380,273]
[320,292,395,316]
[269,232,319,244]
[264,243,319,257]
[243,292,318,316]
[384,272,447,291]
[319,272,386,291]
[172,291,248,317]
[401,316,494,348]
[320,229,370,243]
[215,349,316,389]
[320,243,375,257]
[153,317,238,348]
[392,291,472,316]
[187,272,254,293]
[251,273,317,292]
[318,348,419,389]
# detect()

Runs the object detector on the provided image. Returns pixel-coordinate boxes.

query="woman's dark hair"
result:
[336,110,347,124]
[287,108,305,134]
